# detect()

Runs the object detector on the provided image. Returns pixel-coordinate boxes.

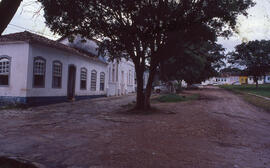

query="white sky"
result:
[3,0,270,51]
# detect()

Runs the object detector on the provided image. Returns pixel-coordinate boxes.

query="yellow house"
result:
[239,76,248,84]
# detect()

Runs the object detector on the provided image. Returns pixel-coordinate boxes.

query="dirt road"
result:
[0,88,269,168]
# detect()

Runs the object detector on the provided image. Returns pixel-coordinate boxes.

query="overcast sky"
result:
[3,0,270,52]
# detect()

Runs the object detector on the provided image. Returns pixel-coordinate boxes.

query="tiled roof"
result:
[0,31,106,64]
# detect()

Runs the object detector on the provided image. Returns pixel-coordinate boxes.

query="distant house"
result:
[202,74,240,86]
[215,77,230,85]
[265,74,270,84]
[247,76,264,85]
[239,76,248,85]
[0,31,137,105]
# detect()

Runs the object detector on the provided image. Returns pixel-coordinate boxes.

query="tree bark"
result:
[254,77,258,88]
[0,0,23,35]
[135,66,145,110]
[144,67,156,110]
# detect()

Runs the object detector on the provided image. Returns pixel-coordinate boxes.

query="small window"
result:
[100,72,105,91]
[52,61,62,88]
[0,56,10,86]
[91,70,97,91]
[33,57,46,88]
[134,72,136,84]
[109,67,111,82]
[129,70,131,85]
[80,68,87,90]
[112,65,115,82]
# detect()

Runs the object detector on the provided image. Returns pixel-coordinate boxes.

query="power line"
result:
[8,23,59,40]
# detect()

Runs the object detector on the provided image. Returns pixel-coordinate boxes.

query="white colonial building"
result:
[0,31,136,105]
[58,35,136,96]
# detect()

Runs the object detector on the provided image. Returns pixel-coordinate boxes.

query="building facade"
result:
[247,76,264,85]
[0,31,136,105]
[265,75,270,84]
[59,35,136,97]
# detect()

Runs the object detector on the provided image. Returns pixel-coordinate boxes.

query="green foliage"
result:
[154,94,199,103]
[38,0,255,108]
[161,41,226,85]
[221,85,270,111]
[0,0,22,35]
[38,0,255,64]
[228,40,270,85]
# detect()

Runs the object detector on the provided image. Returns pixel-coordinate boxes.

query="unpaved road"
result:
[0,88,269,168]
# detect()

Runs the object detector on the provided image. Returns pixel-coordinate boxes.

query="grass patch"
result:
[153,94,199,103]
[241,93,270,112]
[220,84,270,98]
[220,85,270,112]
[0,104,28,111]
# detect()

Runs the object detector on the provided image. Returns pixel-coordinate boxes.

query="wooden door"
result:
[67,65,76,100]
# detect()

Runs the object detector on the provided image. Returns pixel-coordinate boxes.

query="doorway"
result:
[67,65,76,100]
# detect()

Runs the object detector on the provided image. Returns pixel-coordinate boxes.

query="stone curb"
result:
[247,93,270,101]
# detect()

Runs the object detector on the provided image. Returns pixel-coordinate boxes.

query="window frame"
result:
[52,60,62,89]
[91,70,97,91]
[100,72,105,91]
[0,55,11,87]
[33,56,46,88]
[80,67,88,90]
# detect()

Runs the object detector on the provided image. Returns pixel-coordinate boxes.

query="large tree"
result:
[228,40,270,88]
[161,41,225,85]
[0,0,23,35]
[39,0,254,110]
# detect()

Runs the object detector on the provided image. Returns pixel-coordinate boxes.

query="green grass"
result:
[220,84,270,112]
[242,94,270,112]
[154,94,199,103]
[220,84,270,98]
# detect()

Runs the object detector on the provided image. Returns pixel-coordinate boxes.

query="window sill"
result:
[0,85,9,87]
[33,87,45,88]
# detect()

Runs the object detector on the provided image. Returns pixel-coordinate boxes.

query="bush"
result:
[154,94,199,103]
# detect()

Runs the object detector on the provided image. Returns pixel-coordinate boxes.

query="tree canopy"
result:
[39,0,255,109]
[0,0,23,35]
[228,40,270,87]
[161,41,225,85]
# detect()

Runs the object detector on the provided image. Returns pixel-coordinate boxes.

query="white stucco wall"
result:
[26,44,108,97]
[247,77,264,85]
[107,59,136,96]
[0,42,29,97]
[202,76,240,85]
[265,76,270,84]
[60,36,137,96]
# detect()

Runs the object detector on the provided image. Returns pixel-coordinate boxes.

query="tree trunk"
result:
[144,67,156,110]
[0,0,23,35]
[134,63,156,110]
[254,77,258,88]
[135,67,145,110]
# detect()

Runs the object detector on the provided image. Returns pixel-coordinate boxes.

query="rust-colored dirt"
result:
[0,88,269,168]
